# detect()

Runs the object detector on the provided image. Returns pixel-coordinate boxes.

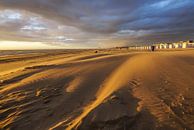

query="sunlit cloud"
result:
[0,9,22,20]
[150,0,173,8]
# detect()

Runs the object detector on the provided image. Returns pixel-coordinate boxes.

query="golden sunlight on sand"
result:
[0,49,194,130]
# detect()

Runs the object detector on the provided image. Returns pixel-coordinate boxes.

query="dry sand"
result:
[0,49,194,130]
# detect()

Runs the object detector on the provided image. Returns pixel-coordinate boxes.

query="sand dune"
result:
[0,50,194,130]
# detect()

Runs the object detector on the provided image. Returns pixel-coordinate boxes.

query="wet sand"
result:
[0,49,194,130]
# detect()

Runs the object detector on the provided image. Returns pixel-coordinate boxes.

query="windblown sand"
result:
[0,49,194,130]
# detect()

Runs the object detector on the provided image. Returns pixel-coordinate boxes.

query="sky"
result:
[0,0,194,49]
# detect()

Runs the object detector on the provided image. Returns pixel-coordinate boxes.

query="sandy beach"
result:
[0,49,194,130]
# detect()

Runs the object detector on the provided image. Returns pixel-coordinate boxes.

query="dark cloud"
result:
[0,0,194,47]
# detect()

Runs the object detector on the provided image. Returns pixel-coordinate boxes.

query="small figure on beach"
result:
[151,46,155,52]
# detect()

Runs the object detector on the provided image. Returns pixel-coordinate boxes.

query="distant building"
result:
[168,43,173,49]
[127,40,194,51]
[169,40,194,49]
[186,40,194,48]
[154,44,160,49]
[182,42,187,48]
[163,44,168,49]
[159,43,165,49]
[173,43,180,48]
[173,41,194,49]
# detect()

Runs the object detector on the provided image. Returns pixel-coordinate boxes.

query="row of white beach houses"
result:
[126,40,194,50]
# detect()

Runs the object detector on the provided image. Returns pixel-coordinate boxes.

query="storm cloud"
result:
[0,0,194,48]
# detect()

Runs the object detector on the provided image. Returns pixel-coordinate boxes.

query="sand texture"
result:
[0,49,194,130]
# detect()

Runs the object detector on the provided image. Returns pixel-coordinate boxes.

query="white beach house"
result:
[167,43,173,49]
